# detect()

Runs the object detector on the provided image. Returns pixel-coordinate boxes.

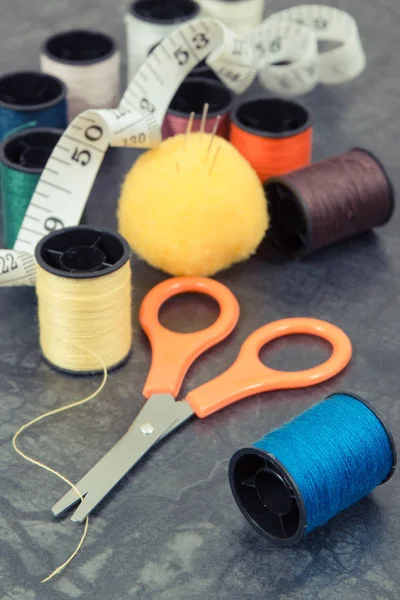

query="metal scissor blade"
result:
[52,395,194,522]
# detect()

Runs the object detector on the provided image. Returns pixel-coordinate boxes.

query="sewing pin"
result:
[182,111,195,151]
[209,144,221,175]
[206,115,221,157]
[200,103,209,139]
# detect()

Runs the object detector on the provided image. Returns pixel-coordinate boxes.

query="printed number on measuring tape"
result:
[0,7,365,287]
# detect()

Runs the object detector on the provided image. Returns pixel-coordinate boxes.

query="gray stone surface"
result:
[1,0,400,598]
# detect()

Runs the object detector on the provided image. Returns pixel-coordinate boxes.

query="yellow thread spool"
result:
[35,226,132,374]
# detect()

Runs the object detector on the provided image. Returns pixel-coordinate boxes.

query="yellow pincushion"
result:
[118,132,268,276]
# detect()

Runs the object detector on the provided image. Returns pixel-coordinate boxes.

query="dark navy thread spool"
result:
[0,71,67,142]
[264,148,395,258]
[126,0,200,81]
[163,77,233,139]
[229,393,396,545]
[41,30,120,121]
[35,226,132,375]
[0,127,63,248]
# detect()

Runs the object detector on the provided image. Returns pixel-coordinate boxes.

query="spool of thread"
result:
[264,148,395,258]
[35,226,132,374]
[125,0,200,82]
[229,392,396,545]
[163,77,233,139]
[41,30,120,121]
[0,127,63,248]
[198,0,264,34]
[230,97,312,183]
[0,71,67,142]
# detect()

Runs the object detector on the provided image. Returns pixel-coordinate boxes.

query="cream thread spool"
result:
[198,0,264,34]
[35,226,132,374]
[41,30,120,122]
[125,0,201,82]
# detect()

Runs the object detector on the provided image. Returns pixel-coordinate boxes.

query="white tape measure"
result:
[0,8,365,287]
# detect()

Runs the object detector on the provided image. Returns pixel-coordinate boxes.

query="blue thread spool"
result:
[0,71,67,142]
[229,393,396,545]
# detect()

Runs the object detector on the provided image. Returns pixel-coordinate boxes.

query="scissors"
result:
[52,276,352,522]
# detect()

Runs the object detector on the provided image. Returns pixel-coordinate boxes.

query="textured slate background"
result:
[1,0,400,598]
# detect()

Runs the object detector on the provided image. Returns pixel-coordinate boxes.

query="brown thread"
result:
[265,148,394,257]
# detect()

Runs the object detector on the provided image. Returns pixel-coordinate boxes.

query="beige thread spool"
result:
[35,226,132,374]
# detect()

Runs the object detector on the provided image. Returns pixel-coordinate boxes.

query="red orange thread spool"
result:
[230,97,312,183]
[162,77,232,139]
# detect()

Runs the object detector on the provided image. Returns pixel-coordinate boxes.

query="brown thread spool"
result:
[230,97,312,182]
[162,77,232,139]
[264,148,395,258]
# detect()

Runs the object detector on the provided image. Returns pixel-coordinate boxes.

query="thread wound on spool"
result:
[0,71,67,141]
[264,148,395,257]
[230,97,312,183]
[35,226,132,374]
[0,127,63,248]
[199,0,264,34]
[229,393,396,545]
[163,77,232,138]
[41,30,120,121]
[125,0,200,81]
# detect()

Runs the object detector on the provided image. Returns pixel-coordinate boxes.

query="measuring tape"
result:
[255,5,365,95]
[0,8,365,287]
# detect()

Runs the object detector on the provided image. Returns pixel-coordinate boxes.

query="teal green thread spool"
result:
[0,127,63,248]
[229,393,396,545]
[0,71,67,142]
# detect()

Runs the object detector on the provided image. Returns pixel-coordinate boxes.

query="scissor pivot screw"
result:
[140,423,155,435]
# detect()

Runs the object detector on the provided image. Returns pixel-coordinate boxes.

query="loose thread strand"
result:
[12,345,108,583]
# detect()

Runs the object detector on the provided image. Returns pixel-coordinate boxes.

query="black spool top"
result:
[0,127,63,174]
[35,226,131,280]
[264,176,311,258]
[131,0,200,24]
[229,392,397,545]
[168,77,233,117]
[0,71,66,112]
[43,30,117,66]
[232,97,311,139]
[229,447,307,546]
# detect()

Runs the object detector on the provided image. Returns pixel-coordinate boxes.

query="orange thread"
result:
[230,97,312,183]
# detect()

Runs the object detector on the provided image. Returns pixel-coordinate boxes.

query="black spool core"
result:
[35,226,131,280]
[131,0,199,23]
[255,469,294,515]
[232,97,311,138]
[44,30,116,65]
[169,77,232,117]
[264,179,311,257]
[229,449,306,545]
[0,72,66,111]
[0,127,63,174]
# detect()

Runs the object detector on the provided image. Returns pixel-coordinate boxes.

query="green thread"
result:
[1,162,40,248]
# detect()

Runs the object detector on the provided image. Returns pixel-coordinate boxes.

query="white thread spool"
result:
[198,0,264,34]
[41,30,120,122]
[125,0,201,82]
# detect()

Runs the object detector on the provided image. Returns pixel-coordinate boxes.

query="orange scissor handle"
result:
[140,277,240,399]
[186,318,352,418]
